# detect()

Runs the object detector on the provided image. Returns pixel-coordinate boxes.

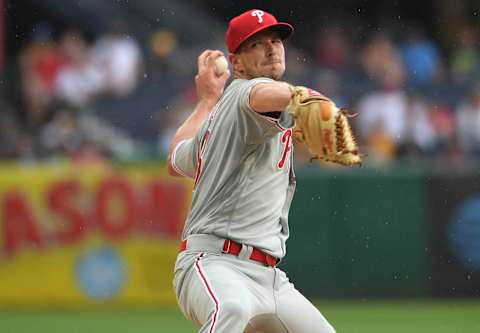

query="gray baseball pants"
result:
[173,234,336,333]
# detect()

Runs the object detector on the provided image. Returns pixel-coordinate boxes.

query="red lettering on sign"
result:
[47,180,87,244]
[2,192,43,257]
[139,180,186,237]
[278,129,293,169]
[95,178,136,238]
[0,173,192,257]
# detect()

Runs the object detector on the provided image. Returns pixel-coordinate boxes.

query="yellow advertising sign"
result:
[0,162,192,307]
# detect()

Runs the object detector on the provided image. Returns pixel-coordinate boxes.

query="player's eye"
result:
[250,42,258,48]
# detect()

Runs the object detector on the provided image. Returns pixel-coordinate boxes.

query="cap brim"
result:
[270,22,294,40]
[234,22,294,53]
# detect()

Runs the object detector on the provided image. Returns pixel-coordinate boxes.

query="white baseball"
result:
[214,56,228,75]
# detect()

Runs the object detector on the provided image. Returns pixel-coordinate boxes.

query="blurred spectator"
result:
[400,26,443,86]
[402,94,438,156]
[91,26,143,97]
[27,22,65,91]
[450,26,480,87]
[360,32,403,84]
[148,28,179,77]
[455,84,480,154]
[76,111,136,160]
[315,25,351,72]
[40,109,83,156]
[18,22,63,129]
[9,21,148,163]
[357,59,407,163]
[429,104,457,155]
[39,106,136,161]
[54,29,103,107]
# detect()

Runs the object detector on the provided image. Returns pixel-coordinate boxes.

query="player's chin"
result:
[263,65,285,80]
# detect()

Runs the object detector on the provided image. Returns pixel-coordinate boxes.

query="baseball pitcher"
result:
[167,9,360,333]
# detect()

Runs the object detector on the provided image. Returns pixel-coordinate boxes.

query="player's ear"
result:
[229,53,244,76]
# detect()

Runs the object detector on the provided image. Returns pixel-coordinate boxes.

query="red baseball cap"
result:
[226,9,294,53]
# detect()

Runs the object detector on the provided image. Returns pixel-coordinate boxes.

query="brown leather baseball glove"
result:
[286,86,361,166]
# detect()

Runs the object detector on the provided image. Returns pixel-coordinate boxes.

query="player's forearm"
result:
[249,82,292,113]
[168,100,214,156]
[167,100,214,177]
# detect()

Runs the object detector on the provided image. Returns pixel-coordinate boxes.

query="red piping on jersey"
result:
[194,253,219,333]
[194,129,211,187]
[194,152,203,187]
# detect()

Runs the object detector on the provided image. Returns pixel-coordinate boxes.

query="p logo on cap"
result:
[251,10,265,23]
[226,9,294,53]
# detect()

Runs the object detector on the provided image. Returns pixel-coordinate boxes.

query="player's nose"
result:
[266,46,276,58]
[266,40,281,56]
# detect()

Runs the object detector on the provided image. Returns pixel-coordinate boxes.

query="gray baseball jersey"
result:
[172,77,296,259]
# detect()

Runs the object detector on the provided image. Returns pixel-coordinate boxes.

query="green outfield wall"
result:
[282,167,431,298]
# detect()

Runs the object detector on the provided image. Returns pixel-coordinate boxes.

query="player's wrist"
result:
[197,98,217,112]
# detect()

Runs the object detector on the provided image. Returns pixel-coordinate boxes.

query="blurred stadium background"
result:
[1,0,480,332]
